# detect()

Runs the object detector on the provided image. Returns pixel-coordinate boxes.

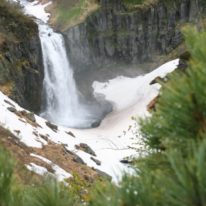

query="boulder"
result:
[65,148,86,165]
[90,157,101,166]
[75,143,96,156]
[65,131,76,138]
[46,121,58,132]
[7,107,17,113]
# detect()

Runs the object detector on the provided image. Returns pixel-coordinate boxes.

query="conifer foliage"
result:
[0,147,78,206]
[140,27,206,150]
[88,28,206,206]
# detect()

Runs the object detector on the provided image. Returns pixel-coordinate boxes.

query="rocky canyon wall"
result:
[0,4,43,113]
[64,0,206,76]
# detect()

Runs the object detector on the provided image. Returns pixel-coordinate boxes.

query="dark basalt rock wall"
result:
[0,4,44,113]
[0,37,43,113]
[64,0,205,75]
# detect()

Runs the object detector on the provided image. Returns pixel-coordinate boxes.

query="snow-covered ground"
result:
[27,153,72,181]
[0,57,179,182]
[6,0,180,182]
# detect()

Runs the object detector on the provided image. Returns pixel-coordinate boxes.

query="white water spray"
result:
[39,24,94,127]
[18,0,99,128]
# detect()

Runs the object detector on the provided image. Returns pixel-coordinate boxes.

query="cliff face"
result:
[64,0,205,76]
[0,2,43,113]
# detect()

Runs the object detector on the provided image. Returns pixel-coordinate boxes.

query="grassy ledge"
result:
[48,0,99,31]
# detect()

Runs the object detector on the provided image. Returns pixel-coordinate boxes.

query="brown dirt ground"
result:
[0,126,99,185]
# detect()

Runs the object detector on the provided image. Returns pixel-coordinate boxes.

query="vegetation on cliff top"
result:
[50,0,182,30]
[0,0,40,102]
[50,0,148,30]
[123,0,146,6]
[0,0,37,43]
[122,0,183,10]
[49,0,99,31]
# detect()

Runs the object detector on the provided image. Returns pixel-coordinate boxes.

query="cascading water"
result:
[17,0,106,128]
[39,24,94,128]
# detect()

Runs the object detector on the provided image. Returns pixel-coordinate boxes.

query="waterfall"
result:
[39,24,78,126]
[14,0,110,128]
[39,24,98,128]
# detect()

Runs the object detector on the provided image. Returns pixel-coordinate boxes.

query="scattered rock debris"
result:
[65,131,76,138]
[120,156,135,164]
[90,157,101,166]
[22,111,36,123]
[75,143,96,156]
[39,134,49,141]
[7,107,17,113]
[149,76,164,85]
[14,130,21,135]
[120,159,133,164]
[33,131,38,137]
[4,99,15,107]
[64,148,86,165]
[46,121,58,132]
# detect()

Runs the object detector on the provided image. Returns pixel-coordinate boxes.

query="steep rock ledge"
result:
[64,0,205,78]
[0,2,43,113]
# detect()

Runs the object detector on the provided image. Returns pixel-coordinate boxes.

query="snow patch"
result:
[20,0,51,23]
[26,163,48,176]
[30,153,72,181]
[93,60,178,111]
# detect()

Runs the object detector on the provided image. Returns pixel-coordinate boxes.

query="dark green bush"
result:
[0,147,79,206]
[26,178,78,206]
[0,147,14,206]
[88,139,206,206]
[0,0,37,41]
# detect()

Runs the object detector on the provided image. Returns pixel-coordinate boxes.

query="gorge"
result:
[64,0,206,98]
[39,17,105,128]
[18,0,110,129]
[0,0,206,196]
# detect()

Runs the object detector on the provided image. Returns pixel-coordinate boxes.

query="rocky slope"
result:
[0,1,43,113]
[63,0,205,96]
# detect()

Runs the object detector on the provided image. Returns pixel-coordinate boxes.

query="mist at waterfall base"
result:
[39,24,112,129]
